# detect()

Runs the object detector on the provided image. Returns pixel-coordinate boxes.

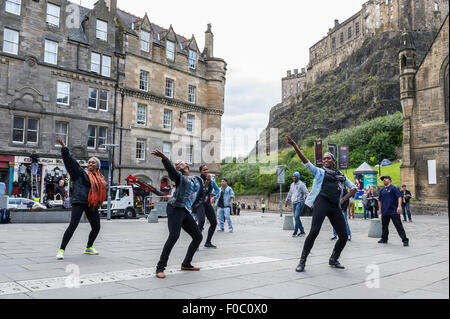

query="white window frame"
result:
[46,3,60,27]
[99,90,108,111]
[136,139,146,160]
[12,116,25,144]
[91,52,101,74]
[87,126,97,149]
[140,70,149,91]
[189,50,196,69]
[163,142,171,160]
[137,104,147,125]
[188,85,196,104]
[187,114,194,133]
[165,78,174,98]
[98,127,107,149]
[3,28,19,55]
[5,0,21,16]
[55,121,68,147]
[166,41,175,60]
[140,30,150,52]
[57,81,70,106]
[44,39,58,65]
[96,19,108,41]
[101,55,111,77]
[26,118,39,144]
[163,109,172,130]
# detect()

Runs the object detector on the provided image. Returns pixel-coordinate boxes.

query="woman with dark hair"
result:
[55,137,107,260]
[286,135,357,272]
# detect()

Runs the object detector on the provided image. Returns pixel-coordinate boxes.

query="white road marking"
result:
[0,256,280,296]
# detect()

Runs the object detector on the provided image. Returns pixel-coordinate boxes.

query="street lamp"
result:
[103,144,119,221]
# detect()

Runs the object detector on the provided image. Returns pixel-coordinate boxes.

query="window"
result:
[140,71,149,91]
[187,145,193,164]
[331,37,336,50]
[348,27,352,39]
[12,117,24,143]
[415,0,420,8]
[187,114,194,133]
[46,3,60,27]
[434,2,439,11]
[44,40,58,65]
[91,53,101,73]
[98,127,107,149]
[5,0,21,15]
[96,20,108,41]
[141,30,150,52]
[27,119,38,144]
[136,139,146,160]
[297,81,301,94]
[55,122,68,147]
[163,109,172,129]
[188,85,196,104]
[163,142,171,160]
[137,104,147,125]
[166,41,175,60]
[290,82,293,95]
[189,50,196,69]
[356,22,360,35]
[3,28,19,55]
[340,32,344,44]
[88,88,98,109]
[165,78,174,98]
[87,126,97,149]
[99,90,108,111]
[57,81,70,105]
[101,55,111,77]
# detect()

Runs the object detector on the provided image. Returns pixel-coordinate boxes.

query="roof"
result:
[353,162,378,175]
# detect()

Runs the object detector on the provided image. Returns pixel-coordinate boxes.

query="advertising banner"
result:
[364,174,377,188]
[328,144,337,160]
[338,145,349,170]
[315,140,323,167]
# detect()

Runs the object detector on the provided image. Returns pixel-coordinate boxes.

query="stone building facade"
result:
[282,0,449,103]
[0,0,227,200]
[400,14,449,204]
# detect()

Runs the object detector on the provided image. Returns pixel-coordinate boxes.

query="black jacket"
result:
[61,147,91,205]
[162,158,203,210]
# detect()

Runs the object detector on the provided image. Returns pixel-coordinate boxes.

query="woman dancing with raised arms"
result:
[55,137,107,260]
[286,135,357,272]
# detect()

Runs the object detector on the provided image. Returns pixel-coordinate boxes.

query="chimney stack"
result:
[204,23,214,58]
[287,70,292,76]
[105,0,117,14]
[334,19,339,28]
[294,69,298,74]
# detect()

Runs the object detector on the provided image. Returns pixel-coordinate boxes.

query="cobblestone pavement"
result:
[0,212,448,299]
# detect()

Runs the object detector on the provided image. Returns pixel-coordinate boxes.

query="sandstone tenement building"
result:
[399,14,448,204]
[282,0,449,104]
[0,0,226,201]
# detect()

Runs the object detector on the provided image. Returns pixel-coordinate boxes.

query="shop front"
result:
[0,155,14,196]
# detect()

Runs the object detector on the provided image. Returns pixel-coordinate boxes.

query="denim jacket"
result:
[216,186,235,208]
[303,161,356,208]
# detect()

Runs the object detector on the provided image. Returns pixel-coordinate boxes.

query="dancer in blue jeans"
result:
[216,178,235,233]
[285,172,309,237]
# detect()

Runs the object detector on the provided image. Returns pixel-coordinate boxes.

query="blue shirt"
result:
[184,178,200,213]
[379,184,402,216]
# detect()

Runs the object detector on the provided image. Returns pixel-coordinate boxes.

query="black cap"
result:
[221,178,228,183]
[380,176,392,181]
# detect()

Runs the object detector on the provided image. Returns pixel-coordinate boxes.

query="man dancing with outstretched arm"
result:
[151,150,210,279]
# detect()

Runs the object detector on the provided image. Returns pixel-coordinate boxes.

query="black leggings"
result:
[60,204,101,250]
[157,205,203,272]
[195,201,218,244]
[302,195,348,257]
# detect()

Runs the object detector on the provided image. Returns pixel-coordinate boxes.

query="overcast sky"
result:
[81,0,367,158]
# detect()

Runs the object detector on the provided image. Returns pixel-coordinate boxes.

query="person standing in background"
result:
[285,172,309,237]
[348,194,355,219]
[367,186,379,219]
[401,185,413,222]
[362,189,369,220]
[217,178,235,233]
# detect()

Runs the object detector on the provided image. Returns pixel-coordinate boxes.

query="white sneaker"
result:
[56,249,65,260]
[85,246,99,255]
[229,229,234,233]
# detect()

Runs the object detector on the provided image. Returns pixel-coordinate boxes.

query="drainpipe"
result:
[118,91,124,183]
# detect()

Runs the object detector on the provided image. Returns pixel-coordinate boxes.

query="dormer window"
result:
[96,20,108,41]
[189,50,196,69]
[141,30,150,52]
[166,41,175,61]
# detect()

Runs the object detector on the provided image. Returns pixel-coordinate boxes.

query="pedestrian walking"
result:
[401,185,413,222]
[286,135,357,272]
[331,187,352,241]
[285,172,309,237]
[362,189,369,220]
[378,176,409,247]
[237,202,241,215]
[151,150,205,279]
[367,186,379,219]
[217,178,235,233]
[192,165,220,249]
[261,202,266,214]
[55,137,107,260]
[348,194,355,219]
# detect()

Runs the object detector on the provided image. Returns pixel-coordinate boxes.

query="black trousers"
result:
[60,204,101,250]
[302,195,348,258]
[195,201,217,244]
[381,214,409,243]
[157,205,203,272]
[369,206,378,219]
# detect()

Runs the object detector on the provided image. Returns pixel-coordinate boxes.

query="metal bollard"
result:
[283,214,295,230]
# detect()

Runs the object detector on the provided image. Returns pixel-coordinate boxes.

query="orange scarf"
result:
[88,170,107,208]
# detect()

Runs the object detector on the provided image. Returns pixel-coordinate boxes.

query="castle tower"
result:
[399,31,417,196]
